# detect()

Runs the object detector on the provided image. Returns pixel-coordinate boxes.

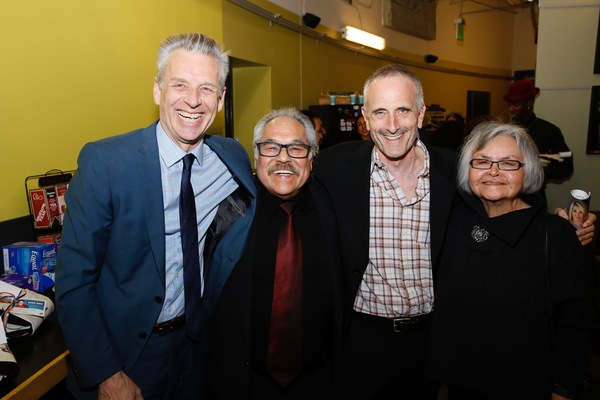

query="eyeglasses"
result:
[470,159,525,171]
[256,142,311,159]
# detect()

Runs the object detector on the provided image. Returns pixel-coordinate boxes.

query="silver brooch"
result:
[471,225,489,243]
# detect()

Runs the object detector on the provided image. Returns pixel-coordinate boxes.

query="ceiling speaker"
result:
[303,13,321,29]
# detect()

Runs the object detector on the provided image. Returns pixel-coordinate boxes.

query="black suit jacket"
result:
[206,177,343,399]
[312,140,457,334]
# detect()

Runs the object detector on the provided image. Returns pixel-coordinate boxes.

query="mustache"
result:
[267,162,301,176]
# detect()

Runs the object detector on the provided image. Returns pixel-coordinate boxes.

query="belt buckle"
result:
[155,324,168,335]
[392,317,417,333]
[153,315,184,335]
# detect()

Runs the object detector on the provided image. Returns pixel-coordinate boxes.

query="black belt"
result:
[353,311,432,333]
[152,315,186,335]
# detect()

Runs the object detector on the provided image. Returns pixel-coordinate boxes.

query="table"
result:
[0,311,69,400]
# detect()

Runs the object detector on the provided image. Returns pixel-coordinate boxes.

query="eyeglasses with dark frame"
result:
[470,159,525,171]
[256,142,312,159]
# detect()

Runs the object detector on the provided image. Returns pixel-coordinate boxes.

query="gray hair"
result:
[156,33,230,91]
[457,120,544,194]
[253,107,318,159]
[363,64,425,110]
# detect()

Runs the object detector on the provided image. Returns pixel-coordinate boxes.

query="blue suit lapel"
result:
[202,136,257,316]
[204,136,256,196]
[136,123,167,283]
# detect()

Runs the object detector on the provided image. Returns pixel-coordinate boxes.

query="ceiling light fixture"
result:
[341,25,386,50]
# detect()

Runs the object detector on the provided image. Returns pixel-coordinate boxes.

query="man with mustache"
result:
[206,107,342,399]
[312,65,596,399]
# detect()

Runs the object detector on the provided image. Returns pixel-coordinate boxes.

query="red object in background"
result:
[30,189,50,229]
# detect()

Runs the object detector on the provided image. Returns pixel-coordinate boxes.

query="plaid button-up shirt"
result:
[354,141,434,318]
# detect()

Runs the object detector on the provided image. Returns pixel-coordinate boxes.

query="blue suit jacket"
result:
[56,122,256,389]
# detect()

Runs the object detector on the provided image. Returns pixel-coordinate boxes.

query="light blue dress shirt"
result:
[155,122,238,323]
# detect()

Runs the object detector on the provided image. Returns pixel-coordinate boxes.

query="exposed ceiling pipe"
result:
[462,0,517,15]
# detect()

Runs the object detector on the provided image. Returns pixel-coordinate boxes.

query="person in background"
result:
[56,33,256,399]
[313,64,597,400]
[427,112,466,151]
[503,79,573,184]
[445,112,465,125]
[207,107,342,399]
[301,109,327,146]
[355,115,371,141]
[427,121,598,399]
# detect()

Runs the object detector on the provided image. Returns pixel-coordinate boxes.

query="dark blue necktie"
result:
[180,154,201,340]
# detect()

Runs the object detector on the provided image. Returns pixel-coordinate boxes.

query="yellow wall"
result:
[1,0,527,222]
[231,63,272,165]
[0,0,223,221]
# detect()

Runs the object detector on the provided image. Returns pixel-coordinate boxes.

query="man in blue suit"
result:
[56,33,256,399]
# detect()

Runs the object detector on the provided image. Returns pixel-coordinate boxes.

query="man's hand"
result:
[98,370,143,400]
[555,208,597,246]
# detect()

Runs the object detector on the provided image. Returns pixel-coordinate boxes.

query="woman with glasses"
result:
[427,121,598,400]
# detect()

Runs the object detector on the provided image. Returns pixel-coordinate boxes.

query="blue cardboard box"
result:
[1,242,57,292]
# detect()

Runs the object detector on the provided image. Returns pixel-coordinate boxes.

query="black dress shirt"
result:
[251,183,334,374]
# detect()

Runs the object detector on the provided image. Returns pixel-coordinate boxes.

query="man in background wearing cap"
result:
[503,79,573,188]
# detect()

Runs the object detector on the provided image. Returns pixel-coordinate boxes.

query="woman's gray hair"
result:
[156,33,229,91]
[363,64,425,110]
[457,120,544,194]
[253,107,318,159]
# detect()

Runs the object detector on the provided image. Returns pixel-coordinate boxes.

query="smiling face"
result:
[255,117,313,200]
[571,203,585,225]
[153,49,225,152]
[468,135,526,216]
[363,75,425,162]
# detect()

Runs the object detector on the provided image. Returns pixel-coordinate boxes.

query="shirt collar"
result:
[461,190,545,247]
[370,139,430,179]
[156,121,205,168]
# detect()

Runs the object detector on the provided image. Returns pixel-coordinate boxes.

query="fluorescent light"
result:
[342,25,386,50]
